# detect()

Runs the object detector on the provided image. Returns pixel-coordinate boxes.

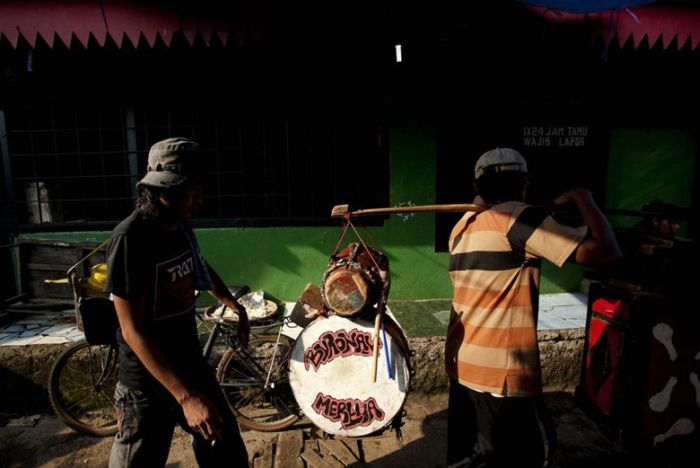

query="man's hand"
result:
[554,187,622,265]
[180,393,223,441]
[218,297,250,347]
[203,262,251,347]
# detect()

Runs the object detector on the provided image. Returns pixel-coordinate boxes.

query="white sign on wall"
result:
[523,126,588,147]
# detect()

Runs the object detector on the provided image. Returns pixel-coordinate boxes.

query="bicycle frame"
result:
[200,314,294,390]
[201,318,225,360]
[96,344,119,391]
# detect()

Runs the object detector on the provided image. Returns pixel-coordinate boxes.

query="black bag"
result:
[77,296,119,345]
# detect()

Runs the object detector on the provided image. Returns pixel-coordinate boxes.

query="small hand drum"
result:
[320,243,389,317]
[288,314,410,437]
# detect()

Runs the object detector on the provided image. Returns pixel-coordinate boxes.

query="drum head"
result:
[289,315,410,437]
[322,268,371,316]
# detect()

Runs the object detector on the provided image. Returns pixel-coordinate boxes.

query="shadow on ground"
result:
[0,367,52,424]
[349,392,697,468]
[0,415,108,467]
[1,390,698,467]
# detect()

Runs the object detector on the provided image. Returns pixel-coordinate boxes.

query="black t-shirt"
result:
[106,210,208,390]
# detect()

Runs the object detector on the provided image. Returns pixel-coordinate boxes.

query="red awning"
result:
[0,0,242,48]
[527,4,700,50]
[3,1,699,51]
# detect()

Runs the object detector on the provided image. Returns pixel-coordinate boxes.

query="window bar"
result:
[214,120,222,218]
[142,109,152,177]
[28,113,40,223]
[238,120,244,216]
[284,115,291,217]
[331,124,338,211]
[49,107,60,223]
[125,108,139,201]
[97,112,108,217]
[308,120,314,218]
[0,110,17,227]
[262,117,268,215]
[0,109,17,225]
[73,110,87,222]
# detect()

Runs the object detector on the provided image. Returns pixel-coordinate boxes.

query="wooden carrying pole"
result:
[331,203,668,219]
[331,203,487,218]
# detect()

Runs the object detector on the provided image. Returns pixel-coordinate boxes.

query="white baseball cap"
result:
[474,147,528,180]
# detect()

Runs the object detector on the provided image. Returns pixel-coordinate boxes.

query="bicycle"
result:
[47,240,120,437]
[48,243,409,438]
[207,308,301,432]
[48,277,301,436]
[48,337,120,436]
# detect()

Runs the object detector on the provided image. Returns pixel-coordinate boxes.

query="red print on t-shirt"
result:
[153,251,196,320]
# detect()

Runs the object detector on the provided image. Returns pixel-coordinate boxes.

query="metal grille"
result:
[6,106,133,226]
[3,103,388,229]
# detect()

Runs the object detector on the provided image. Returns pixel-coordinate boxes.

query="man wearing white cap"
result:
[445,148,621,468]
[106,137,250,467]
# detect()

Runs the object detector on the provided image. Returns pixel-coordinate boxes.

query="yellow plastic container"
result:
[84,263,108,297]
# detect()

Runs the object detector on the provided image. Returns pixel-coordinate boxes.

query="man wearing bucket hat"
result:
[445,148,621,468]
[106,137,250,467]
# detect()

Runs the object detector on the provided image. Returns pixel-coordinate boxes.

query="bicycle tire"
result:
[216,334,300,432]
[48,339,119,437]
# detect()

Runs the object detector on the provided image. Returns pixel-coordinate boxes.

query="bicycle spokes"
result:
[216,335,300,431]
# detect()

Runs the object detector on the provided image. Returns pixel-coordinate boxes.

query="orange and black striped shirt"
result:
[446,201,586,397]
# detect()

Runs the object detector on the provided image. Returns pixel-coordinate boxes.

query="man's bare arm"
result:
[205,263,250,347]
[555,188,622,266]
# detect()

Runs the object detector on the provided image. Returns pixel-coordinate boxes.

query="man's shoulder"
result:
[112,210,152,237]
[492,200,529,213]
[450,201,532,233]
[494,201,555,227]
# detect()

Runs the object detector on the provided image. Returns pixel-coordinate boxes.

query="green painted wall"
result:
[606,129,697,235]
[18,128,697,301]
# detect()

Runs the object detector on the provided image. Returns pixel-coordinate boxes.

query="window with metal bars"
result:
[4,105,133,227]
[3,102,388,230]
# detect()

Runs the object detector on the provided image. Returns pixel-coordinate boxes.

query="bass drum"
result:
[288,313,411,437]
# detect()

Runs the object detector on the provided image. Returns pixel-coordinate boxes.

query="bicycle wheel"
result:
[48,339,119,436]
[216,334,300,432]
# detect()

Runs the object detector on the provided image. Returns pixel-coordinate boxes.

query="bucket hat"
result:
[137,137,202,188]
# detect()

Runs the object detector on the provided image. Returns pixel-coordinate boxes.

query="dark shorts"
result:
[446,379,555,468]
[108,380,249,468]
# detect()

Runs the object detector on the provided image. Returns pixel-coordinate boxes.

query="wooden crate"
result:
[18,239,107,300]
